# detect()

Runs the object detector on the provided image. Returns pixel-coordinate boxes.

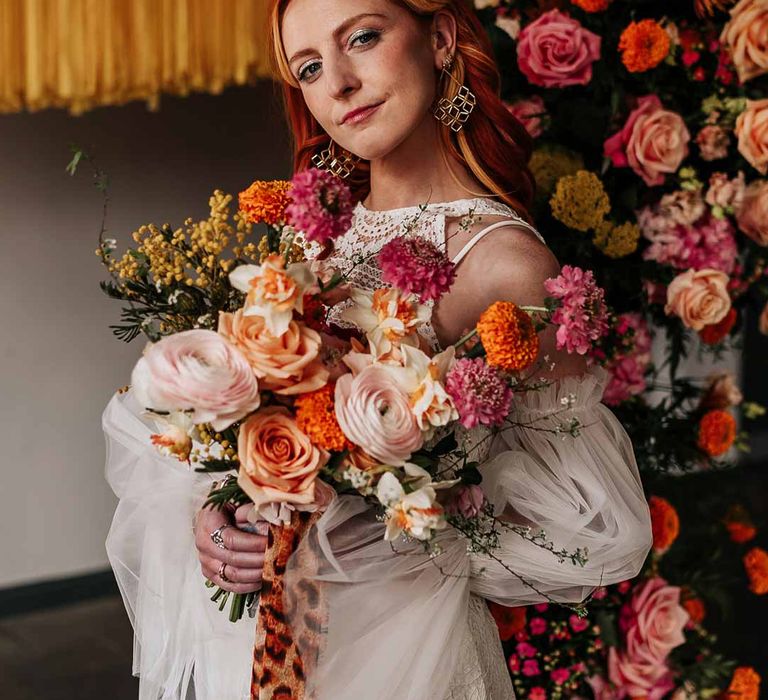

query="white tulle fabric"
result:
[103,196,652,700]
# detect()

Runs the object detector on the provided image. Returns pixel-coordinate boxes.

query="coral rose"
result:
[604,95,690,186]
[736,179,768,245]
[131,329,261,431]
[735,99,768,174]
[516,10,601,88]
[237,406,327,509]
[334,365,423,465]
[720,0,768,83]
[664,268,731,331]
[218,310,328,395]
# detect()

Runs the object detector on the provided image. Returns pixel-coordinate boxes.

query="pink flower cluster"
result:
[377,235,456,302]
[506,96,548,138]
[445,357,512,429]
[543,266,609,355]
[603,313,652,406]
[285,167,353,245]
[639,191,738,275]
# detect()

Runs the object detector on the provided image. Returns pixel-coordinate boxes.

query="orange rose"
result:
[736,179,768,245]
[735,99,768,175]
[720,0,768,83]
[218,310,328,395]
[664,269,731,331]
[237,406,328,508]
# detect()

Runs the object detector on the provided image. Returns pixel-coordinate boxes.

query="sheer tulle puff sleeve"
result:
[103,389,255,700]
[471,364,653,606]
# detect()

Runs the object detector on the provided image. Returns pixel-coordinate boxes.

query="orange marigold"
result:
[727,666,761,700]
[649,495,679,554]
[618,20,671,73]
[476,301,539,372]
[571,0,612,11]
[681,596,706,625]
[697,409,736,457]
[743,547,768,595]
[699,307,738,345]
[238,179,292,226]
[295,384,351,452]
[723,504,757,543]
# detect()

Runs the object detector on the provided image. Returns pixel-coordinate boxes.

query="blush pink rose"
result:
[720,0,768,83]
[604,95,691,186]
[735,99,768,174]
[664,268,732,331]
[131,329,261,431]
[334,365,423,465]
[608,646,675,700]
[506,96,548,137]
[736,179,768,245]
[516,10,601,88]
[237,406,327,508]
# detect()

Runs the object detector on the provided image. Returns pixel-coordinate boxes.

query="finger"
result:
[220,526,269,553]
[200,557,263,587]
[236,520,270,537]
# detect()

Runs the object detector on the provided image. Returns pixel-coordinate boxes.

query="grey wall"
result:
[0,81,292,588]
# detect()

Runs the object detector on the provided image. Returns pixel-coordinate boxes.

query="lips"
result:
[342,102,383,125]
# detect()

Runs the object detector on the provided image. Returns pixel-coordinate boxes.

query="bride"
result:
[104,1,653,698]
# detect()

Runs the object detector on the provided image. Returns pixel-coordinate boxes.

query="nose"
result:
[324,53,361,103]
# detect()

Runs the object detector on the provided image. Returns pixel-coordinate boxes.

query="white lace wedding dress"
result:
[103,196,653,700]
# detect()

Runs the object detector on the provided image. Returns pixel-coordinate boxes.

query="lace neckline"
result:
[354,196,518,218]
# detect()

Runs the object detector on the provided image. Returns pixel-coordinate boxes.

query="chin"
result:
[338,128,411,163]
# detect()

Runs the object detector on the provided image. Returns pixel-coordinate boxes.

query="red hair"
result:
[268,0,535,221]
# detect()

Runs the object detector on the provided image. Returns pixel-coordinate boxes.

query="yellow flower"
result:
[592,221,640,258]
[550,170,611,232]
[529,145,584,204]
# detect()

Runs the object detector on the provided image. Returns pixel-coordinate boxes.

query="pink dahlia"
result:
[377,236,456,302]
[445,358,513,429]
[544,265,609,355]
[285,167,353,245]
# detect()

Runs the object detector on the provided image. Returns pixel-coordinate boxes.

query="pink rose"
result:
[608,646,675,700]
[706,171,746,212]
[506,96,547,138]
[448,484,487,518]
[334,365,423,465]
[736,179,768,245]
[735,99,768,174]
[720,0,768,83]
[516,10,601,88]
[131,329,261,431]
[695,124,730,161]
[604,95,691,186]
[664,268,732,331]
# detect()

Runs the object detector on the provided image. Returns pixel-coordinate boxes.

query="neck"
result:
[362,113,489,211]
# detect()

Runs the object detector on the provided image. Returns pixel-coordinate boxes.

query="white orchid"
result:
[148,410,197,463]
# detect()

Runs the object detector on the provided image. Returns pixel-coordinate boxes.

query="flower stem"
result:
[454,328,478,349]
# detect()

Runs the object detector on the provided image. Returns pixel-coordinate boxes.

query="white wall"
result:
[0,82,291,587]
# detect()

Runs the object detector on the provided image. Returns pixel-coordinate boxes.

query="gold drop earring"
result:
[432,53,476,132]
[311,139,360,179]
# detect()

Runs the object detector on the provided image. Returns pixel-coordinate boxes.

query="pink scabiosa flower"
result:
[544,265,609,355]
[377,236,456,302]
[285,167,353,245]
[445,358,513,429]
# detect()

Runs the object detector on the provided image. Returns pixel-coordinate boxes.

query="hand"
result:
[194,504,268,594]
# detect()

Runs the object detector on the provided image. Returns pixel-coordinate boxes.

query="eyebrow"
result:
[288,12,387,66]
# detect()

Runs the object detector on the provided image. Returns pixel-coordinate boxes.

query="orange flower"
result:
[618,20,671,73]
[571,0,612,11]
[727,666,761,700]
[487,602,527,641]
[477,301,539,372]
[743,547,768,595]
[723,504,757,543]
[697,409,736,457]
[238,179,292,226]
[295,384,351,453]
[649,495,679,554]
[681,596,706,625]
[698,307,738,345]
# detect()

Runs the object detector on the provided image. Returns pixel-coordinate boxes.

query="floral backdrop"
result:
[472,0,768,697]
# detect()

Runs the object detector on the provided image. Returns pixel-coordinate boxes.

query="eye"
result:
[298,60,321,82]
[297,29,380,83]
[350,29,380,48]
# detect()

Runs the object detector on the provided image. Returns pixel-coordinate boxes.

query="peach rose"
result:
[664,268,731,331]
[604,95,690,186]
[218,310,328,395]
[705,171,746,213]
[131,329,261,430]
[735,99,768,174]
[237,406,328,509]
[735,179,768,245]
[720,0,768,83]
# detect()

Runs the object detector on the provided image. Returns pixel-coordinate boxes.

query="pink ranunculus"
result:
[131,329,261,431]
[608,646,675,700]
[334,365,423,465]
[736,178,768,245]
[665,268,732,331]
[695,124,730,161]
[735,99,768,174]
[506,96,548,138]
[516,10,601,88]
[604,95,691,186]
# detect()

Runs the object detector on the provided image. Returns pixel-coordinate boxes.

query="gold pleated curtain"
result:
[0,0,275,115]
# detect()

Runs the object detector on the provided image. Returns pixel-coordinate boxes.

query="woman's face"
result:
[281,0,445,161]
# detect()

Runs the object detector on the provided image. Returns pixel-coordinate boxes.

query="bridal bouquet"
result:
[96,167,619,621]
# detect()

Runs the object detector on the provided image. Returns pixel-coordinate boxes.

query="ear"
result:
[431,11,457,71]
